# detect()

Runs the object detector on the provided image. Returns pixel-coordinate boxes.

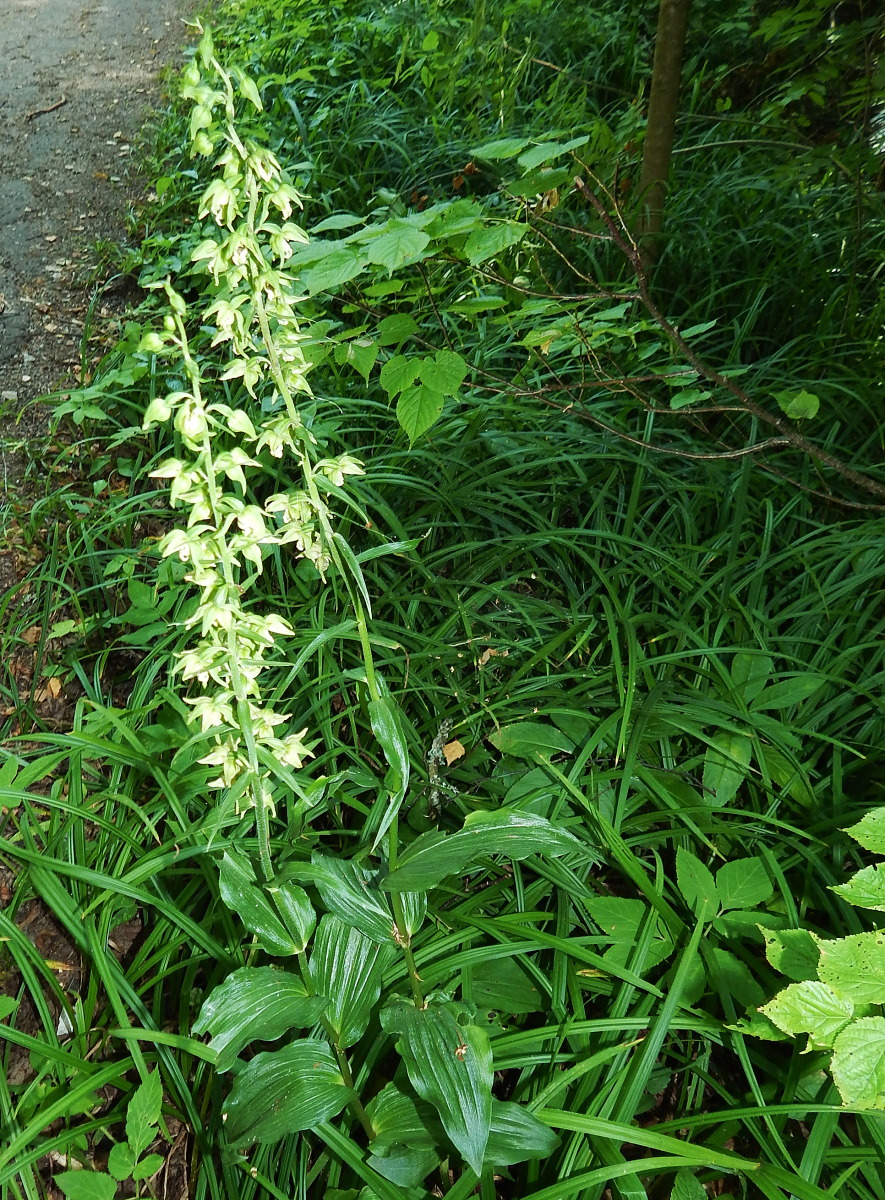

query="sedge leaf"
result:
[309,915,393,1048]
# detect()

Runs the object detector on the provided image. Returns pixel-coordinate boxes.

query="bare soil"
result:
[0,0,202,496]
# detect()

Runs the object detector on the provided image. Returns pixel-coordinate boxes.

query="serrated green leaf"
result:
[731,652,772,702]
[487,720,574,762]
[379,354,421,397]
[418,350,467,395]
[107,1141,137,1182]
[716,857,773,911]
[384,809,582,892]
[310,915,393,1048]
[365,222,431,270]
[193,967,328,1071]
[464,222,526,266]
[586,896,647,942]
[761,980,856,1048]
[832,864,885,911]
[762,927,820,981]
[335,337,378,382]
[670,1169,708,1200]
[675,848,718,919]
[126,1070,162,1159]
[396,384,445,443]
[774,388,820,420]
[382,1002,493,1174]
[130,1154,164,1182]
[710,947,765,1007]
[831,1016,885,1107]
[54,1173,117,1200]
[703,732,751,806]
[223,1039,354,1145]
[311,213,365,233]
[845,808,885,854]
[818,930,885,1005]
[219,851,298,955]
[471,136,530,159]
[516,136,589,170]
[377,315,418,345]
[301,247,365,293]
[750,674,826,711]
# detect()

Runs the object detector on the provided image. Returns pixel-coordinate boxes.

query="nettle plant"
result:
[137,25,584,1188]
[757,807,885,1108]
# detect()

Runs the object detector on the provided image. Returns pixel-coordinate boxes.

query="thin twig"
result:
[572,174,885,502]
[26,96,67,120]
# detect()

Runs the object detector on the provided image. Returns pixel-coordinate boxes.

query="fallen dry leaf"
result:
[442,739,466,765]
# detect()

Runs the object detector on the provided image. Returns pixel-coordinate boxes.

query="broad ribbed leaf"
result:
[368,688,411,845]
[485,1100,559,1166]
[382,1002,493,1174]
[367,1083,445,1186]
[308,855,394,943]
[218,851,298,955]
[223,1039,353,1145]
[471,957,542,1015]
[384,810,581,892]
[310,915,392,1047]
[267,881,315,952]
[194,967,328,1071]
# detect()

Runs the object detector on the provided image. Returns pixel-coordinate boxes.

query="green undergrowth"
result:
[1,1,885,1199]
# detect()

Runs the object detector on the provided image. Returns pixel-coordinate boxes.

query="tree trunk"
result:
[635,0,692,267]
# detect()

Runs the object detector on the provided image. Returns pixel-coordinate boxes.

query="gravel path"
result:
[0,0,200,489]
